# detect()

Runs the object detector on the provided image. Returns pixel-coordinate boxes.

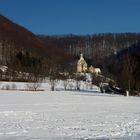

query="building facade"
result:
[77,53,101,75]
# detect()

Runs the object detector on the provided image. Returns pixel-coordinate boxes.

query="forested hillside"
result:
[0,14,70,81]
[0,14,48,66]
[39,33,140,66]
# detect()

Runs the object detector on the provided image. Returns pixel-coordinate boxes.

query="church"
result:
[77,53,101,75]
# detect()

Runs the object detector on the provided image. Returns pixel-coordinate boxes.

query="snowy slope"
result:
[0,90,139,140]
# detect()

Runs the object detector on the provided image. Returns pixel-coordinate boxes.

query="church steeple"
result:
[80,53,84,60]
[77,53,88,73]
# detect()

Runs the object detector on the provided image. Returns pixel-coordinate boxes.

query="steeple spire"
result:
[80,53,83,59]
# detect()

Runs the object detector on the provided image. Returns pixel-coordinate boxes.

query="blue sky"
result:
[0,0,140,35]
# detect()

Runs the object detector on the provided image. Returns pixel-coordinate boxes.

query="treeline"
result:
[0,38,70,82]
[39,33,140,66]
[107,42,140,95]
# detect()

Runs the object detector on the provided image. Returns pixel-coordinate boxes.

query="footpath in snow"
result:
[0,89,140,140]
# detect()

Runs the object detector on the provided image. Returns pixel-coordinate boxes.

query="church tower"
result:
[77,53,88,73]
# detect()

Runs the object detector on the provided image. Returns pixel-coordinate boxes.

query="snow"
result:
[0,80,100,91]
[0,82,140,140]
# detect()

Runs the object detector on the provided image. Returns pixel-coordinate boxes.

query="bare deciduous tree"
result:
[118,54,138,94]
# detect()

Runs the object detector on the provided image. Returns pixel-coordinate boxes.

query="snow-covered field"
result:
[0,82,140,140]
